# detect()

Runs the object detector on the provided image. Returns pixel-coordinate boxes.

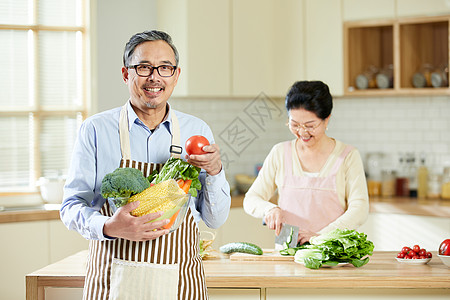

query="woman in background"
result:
[243,81,369,246]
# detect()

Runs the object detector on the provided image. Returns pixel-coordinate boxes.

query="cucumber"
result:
[219,242,263,255]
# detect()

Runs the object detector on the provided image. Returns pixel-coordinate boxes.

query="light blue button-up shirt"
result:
[60,101,231,241]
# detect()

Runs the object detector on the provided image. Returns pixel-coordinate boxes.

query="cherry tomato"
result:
[412,245,420,253]
[418,249,427,256]
[401,246,411,254]
[419,255,427,259]
[185,135,210,155]
[426,252,432,258]
[439,239,450,256]
[397,252,405,258]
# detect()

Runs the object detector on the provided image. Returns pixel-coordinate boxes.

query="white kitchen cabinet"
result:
[209,288,261,300]
[0,222,49,300]
[157,0,231,97]
[397,0,450,17]
[232,0,304,97]
[158,0,304,98]
[267,288,450,300]
[305,0,344,95]
[343,0,396,21]
[48,219,89,263]
[0,220,88,300]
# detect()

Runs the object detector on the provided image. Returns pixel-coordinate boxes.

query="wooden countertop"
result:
[26,249,450,299]
[2,195,450,224]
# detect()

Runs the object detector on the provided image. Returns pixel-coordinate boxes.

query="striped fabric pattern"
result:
[83,160,208,299]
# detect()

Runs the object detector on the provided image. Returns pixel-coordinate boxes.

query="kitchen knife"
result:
[274,223,299,248]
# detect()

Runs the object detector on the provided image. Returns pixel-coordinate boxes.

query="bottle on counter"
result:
[417,154,429,198]
[381,169,396,197]
[395,153,409,197]
[427,173,442,199]
[442,167,450,200]
[366,152,383,197]
[407,153,417,198]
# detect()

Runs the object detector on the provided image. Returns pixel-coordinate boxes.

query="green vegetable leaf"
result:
[294,229,374,269]
[303,257,322,269]
[152,157,202,196]
[349,257,370,268]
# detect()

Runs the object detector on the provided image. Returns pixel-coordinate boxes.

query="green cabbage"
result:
[294,229,374,269]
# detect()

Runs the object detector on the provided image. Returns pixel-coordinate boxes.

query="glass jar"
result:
[427,173,442,199]
[441,167,450,200]
[376,64,394,89]
[355,65,379,90]
[431,64,449,88]
[381,170,396,197]
[412,63,433,88]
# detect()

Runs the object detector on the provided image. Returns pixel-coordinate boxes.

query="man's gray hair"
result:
[123,30,179,67]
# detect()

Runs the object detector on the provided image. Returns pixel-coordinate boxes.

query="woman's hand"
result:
[264,207,284,236]
[297,229,318,245]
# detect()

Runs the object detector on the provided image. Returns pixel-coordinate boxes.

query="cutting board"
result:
[229,249,294,261]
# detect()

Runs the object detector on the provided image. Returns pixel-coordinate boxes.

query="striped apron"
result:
[83,104,208,300]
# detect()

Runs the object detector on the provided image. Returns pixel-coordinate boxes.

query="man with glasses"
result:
[61,30,231,299]
[243,80,369,248]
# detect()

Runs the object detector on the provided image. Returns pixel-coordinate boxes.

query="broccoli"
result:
[100,167,150,206]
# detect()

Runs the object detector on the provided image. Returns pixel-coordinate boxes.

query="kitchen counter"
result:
[26,250,450,300]
[2,195,450,224]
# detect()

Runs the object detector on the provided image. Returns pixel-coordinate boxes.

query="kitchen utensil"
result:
[274,223,299,248]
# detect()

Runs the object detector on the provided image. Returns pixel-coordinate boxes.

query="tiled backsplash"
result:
[170,94,450,185]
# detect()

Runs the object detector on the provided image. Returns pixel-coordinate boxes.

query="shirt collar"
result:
[126,100,173,134]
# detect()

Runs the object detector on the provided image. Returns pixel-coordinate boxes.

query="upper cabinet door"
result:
[158,0,231,97]
[305,0,344,96]
[232,0,305,97]
[397,0,450,17]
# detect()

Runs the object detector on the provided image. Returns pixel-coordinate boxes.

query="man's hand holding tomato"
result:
[185,135,222,176]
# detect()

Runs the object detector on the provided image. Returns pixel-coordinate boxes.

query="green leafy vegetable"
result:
[152,157,202,197]
[100,167,150,206]
[293,229,374,269]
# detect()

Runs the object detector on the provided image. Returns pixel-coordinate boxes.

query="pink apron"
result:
[278,141,352,233]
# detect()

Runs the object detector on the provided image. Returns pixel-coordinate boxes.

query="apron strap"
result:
[119,102,182,160]
[170,112,182,159]
[328,145,354,175]
[119,104,132,160]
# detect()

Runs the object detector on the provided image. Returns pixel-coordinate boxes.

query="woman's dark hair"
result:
[123,30,179,67]
[285,81,333,120]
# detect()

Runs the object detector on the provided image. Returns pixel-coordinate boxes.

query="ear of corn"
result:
[128,179,185,217]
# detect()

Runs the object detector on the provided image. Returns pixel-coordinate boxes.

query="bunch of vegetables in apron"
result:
[100,157,202,230]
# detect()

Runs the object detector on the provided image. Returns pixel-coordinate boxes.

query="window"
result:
[0,0,88,194]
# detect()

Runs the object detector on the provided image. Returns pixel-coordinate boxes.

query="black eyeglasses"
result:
[128,64,177,77]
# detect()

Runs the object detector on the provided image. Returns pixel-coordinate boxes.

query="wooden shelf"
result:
[344,15,450,96]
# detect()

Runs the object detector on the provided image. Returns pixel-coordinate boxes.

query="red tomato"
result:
[401,246,411,254]
[185,135,210,155]
[439,239,450,256]
[397,252,405,258]
[426,252,432,258]
[412,244,420,253]
[418,249,427,256]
